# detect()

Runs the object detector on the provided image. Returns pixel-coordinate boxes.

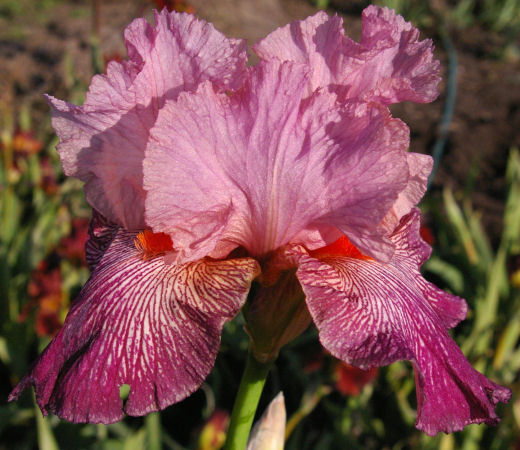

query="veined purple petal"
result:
[49,10,247,230]
[253,5,440,105]
[85,210,119,272]
[9,231,259,423]
[145,60,412,262]
[292,210,509,435]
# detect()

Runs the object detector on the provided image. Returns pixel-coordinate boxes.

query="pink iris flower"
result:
[10,6,510,435]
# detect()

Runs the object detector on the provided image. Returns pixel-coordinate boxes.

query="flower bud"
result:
[243,267,312,364]
[247,392,285,450]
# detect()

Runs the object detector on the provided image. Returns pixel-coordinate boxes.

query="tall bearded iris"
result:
[10,5,509,440]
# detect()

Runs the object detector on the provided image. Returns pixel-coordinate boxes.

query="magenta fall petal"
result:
[9,230,259,423]
[292,210,510,435]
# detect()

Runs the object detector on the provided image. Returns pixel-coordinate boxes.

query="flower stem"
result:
[224,351,273,450]
[145,411,162,450]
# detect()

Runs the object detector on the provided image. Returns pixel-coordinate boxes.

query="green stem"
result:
[34,393,59,450]
[145,411,162,450]
[224,351,273,450]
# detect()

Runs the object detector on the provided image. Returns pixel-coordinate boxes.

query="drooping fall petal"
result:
[49,10,247,230]
[292,210,509,435]
[145,60,413,263]
[253,5,440,104]
[9,231,259,423]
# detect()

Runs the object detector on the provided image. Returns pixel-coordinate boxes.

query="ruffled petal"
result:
[354,5,441,104]
[309,101,410,261]
[380,153,433,234]
[145,60,412,262]
[50,10,247,230]
[9,230,259,423]
[252,11,343,95]
[293,210,509,435]
[253,6,440,104]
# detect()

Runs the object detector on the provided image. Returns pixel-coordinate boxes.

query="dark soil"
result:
[2,0,519,242]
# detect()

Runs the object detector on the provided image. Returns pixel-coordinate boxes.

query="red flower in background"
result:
[12,130,43,155]
[39,156,59,196]
[419,224,434,246]
[103,52,123,68]
[197,409,229,450]
[18,219,89,337]
[152,0,195,14]
[58,218,89,266]
[334,362,378,396]
[19,259,63,337]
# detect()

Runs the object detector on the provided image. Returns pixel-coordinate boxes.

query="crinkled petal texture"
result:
[380,152,432,235]
[9,229,259,423]
[292,210,510,435]
[49,10,247,230]
[145,60,417,263]
[253,5,440,104]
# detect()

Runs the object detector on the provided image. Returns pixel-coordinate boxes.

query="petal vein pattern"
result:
[294,210,510,435]
[9,231,259,423]
[145,61,411,262]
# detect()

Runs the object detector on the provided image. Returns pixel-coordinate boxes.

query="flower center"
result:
[309,235,372,260]
[134,230,174,260]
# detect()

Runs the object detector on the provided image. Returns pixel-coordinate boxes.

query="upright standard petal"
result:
[145,60,412,262]
[293,210,509,435]
[380,153,433,235]
[9,231,259,423]
[50,10,247,230]
[253,5,440,104]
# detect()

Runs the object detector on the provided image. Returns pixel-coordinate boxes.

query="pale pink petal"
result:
[145,61,412,262]
[253,6,440,104]
[50,10,247,230]
[353,5,441,104]
[144,61,310,261]
[9,230,259,423]
[252,11,343,95]
[381,153,433,233]
[292,211,507,434]
[308,101,411,261]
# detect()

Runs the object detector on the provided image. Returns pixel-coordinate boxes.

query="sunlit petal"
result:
[9,230,259,423]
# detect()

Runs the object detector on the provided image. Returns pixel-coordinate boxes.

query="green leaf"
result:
[35,399,59,450]
[423,256,465,294]
[443,188,479,265]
